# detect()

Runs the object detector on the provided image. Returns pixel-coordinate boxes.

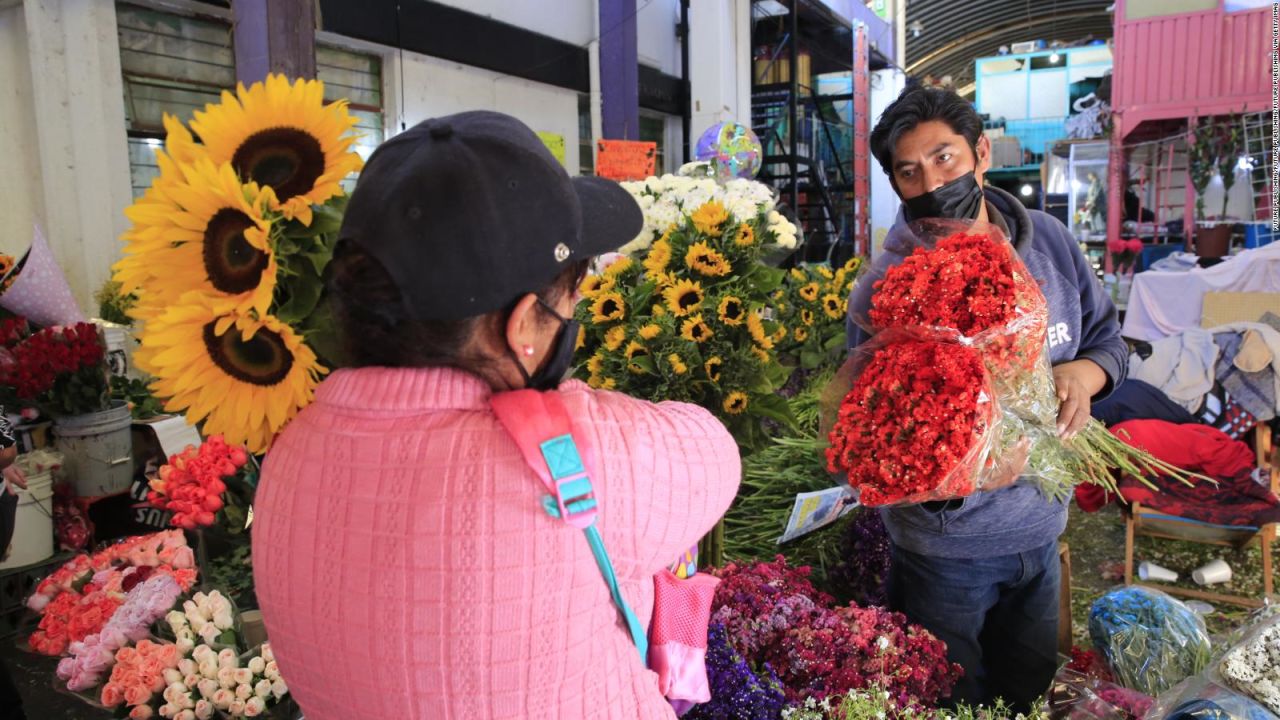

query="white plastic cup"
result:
[1138,562,1178,583]
[1192,559,1233,586]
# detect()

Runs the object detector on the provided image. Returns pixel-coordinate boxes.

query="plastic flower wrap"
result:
[1219,613,1280,715]
[825,335,1003,506]
[1044,666,1153,720]
[851,219,1200,502]
[573,197,796,449]
[1088,587,1212,697]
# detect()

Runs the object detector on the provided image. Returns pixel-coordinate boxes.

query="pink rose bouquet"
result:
[57,574,183,691]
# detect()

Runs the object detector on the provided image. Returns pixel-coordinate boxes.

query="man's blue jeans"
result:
[889,541,1060,711]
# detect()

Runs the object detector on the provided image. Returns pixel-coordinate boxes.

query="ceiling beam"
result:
[906,7,1110,73]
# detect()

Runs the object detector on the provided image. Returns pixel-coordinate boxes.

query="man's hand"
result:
[983,437,1031,492]
[3,464,27,491]
[1053,359,1108,440]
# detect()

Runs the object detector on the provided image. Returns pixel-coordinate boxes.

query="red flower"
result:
[147,436,249,529]
[827,340,996,506]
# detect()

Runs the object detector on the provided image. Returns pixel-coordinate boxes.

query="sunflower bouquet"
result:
[114,74,364,453]
[575,197,796,449]
[773,257,863,371]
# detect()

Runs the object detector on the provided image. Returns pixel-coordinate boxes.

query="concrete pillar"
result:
[232,0,316,84]
[19,0,133,312]
[599,0,639,139]
[688,0,752,139]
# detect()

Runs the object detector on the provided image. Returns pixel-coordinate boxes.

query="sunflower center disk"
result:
[203,209,269,294]
[232,127,325,201]
[203,322,294,386]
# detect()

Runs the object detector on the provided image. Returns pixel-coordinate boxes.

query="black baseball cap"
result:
[337,110,643,321]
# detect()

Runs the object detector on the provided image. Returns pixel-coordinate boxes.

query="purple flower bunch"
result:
[685,623,787,720]
[828,508,891,608]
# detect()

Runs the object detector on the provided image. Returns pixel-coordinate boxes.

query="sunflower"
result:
[681,315,713,344]
[663,279,704,317]
[816,265,835,280]
[704,357,723,383]
[590,292,626,324]
[843,256,864,274]
[575,324,586,350]
[685,241,731,277]
[638,324,662,341]
[794,327,809,342]
[588,374,616,390]
[822,294,846,319]
[643,239,673,276]
[718,296,745,326]
[114,159,278,317]
[772,325,788,343]
[0,254,12,279]
[733,224,755,247]
[580,274,615,298]
[652,272,679,289]
[586,352,605,376]
[691,200,730,236]
[789,268,807,282]
[604,256,634,277]
[751,346,771,364]
[652,304,668,318]
[667,353,688,375]
[798,283,820,303]
[723,391,749,415]
[604,325,627,351]
[624,340,649,374]
[135,294,325,454]
[801,309,815,326]
[747,313,774,350]
[186,74,363,226]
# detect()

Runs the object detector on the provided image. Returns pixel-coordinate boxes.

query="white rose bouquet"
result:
[159,641,288,719]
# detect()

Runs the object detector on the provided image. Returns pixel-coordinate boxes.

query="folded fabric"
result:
[1092,379,1198,427]
[1196,383,1262,441]
[1130,329,1220,412]
[1235,330,1273,373]
[1105,420,1278,527]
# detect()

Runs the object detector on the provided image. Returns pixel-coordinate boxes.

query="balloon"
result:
[694,122,763,181]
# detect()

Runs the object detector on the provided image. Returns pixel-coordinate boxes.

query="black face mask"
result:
[511,298,580,391]
[902,171,985,222]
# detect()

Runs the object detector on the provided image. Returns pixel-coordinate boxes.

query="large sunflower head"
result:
[643,239,673,276]
[733,224,756,247]
[638,324,662,341]
[691,200,730,236]
[586,352,605,376]
[751,346,771,364]
[718,296,746,326]
[580,274,615,298]
[603,325,627,351]
[801,309,815,326]
[723,391,749,415]
[189,74,363,226]
[115,159,278,316]
[747,312,774,350]
[704,357,723,383]
[816,265,835,280]
[663,279,705,317]
[603,256,634,277]
[667,353,688,375]
[794,327,809,342]
[590,292,626,324]
[680,315,713,344]
[822,293,846,319]
[685,241,731,277]
[789,268,807,282]
[624,340,650,374]
[135,295,325,453]
[799,282,821,303]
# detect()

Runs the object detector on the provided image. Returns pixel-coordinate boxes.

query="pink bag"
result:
[491,389,717,714]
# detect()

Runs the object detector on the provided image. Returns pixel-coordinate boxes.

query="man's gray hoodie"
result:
[846,186,1128,559]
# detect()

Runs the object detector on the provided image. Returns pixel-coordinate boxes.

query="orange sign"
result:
[595,139,657,180]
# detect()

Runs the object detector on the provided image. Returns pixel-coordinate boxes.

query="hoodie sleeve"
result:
[1055,221,1128,400]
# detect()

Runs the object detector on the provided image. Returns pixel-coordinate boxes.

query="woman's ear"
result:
[504,292,542,361]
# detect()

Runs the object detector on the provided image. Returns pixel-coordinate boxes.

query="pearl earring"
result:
[523,345,535,357]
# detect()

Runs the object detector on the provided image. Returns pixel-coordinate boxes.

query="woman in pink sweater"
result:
[252,111,741,719]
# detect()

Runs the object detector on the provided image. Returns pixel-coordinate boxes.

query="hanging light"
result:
[1020,184,1035,197]
[908,20,924,38]
[1048,51,1061,63]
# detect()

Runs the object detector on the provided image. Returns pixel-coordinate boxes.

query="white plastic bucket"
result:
[54,401,134,497]
[0,470,54,570]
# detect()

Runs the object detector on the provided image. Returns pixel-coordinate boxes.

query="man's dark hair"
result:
[869,86,984,178]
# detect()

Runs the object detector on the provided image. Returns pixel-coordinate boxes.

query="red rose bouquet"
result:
[0,321,110,416]
[825,337,1001,506]
[147,435,250,530]
[851,219,1197,501]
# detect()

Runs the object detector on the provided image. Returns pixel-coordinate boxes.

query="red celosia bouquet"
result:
[148,435,251,530]
[0,321,110,416]
[825,337,1001,506]
[837,220,1196,503]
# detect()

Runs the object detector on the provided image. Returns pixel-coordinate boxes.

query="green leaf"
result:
[800,351,824,370]
[751,393,797,428]
[302,247,333,276]
[309,204,345,238]
[275,236,301,256]
[274,276,324,325]
[822,331,848,352]
[631,356,656,374]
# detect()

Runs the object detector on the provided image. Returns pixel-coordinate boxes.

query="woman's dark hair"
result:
[326,243,589,370]
[869,86,984,179]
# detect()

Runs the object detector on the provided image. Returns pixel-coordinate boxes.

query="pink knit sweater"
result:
[253,367,740,719]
